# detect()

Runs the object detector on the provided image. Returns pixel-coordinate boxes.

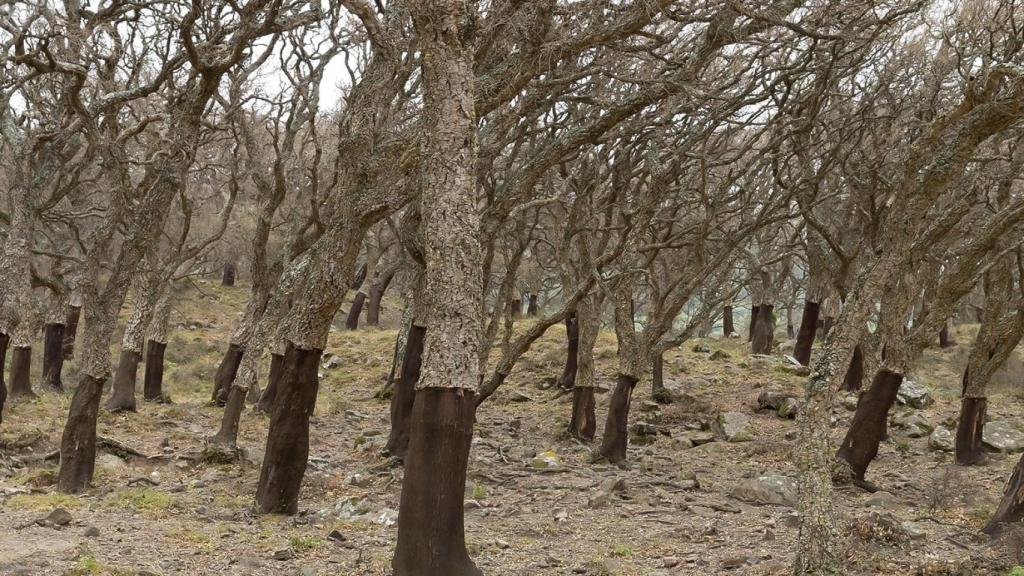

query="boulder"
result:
[892,413,932,438]
[714,412,753,442]
[928,426,954,452]
[729,475,797,508]
[896,379,932,409]
[983,421,1024,453]
[777,397,800,420]
[530,450,562,469]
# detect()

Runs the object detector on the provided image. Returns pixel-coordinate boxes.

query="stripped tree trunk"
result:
[143,292,173,402]
[556,313,579,390]
[62,302,82,360]
[984,453,1024,535]
[835,368,904,480]
[722,304,735,337]
[751,304,775,354]
[568,296,601,440]
[840,345,865,392]
[747,304,760,342]
[0,332,8,424]
[526,293,539,316]
[222,262,236,286]
[107,276,160,412]
[42,293,69,391]
[384,324,426,460]
[793,300,820,366]
[367,267,396,326]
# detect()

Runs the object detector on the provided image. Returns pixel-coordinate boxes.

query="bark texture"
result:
[984,453,1024,535]
[256,352,285,414]
[750,304,775,355]
[955,395,986,466]
[0,333,8,424]
[599,374,639,464]
[62,305,81,360]
[57,374,104,493]
[836,368,904,480]
[556,314,579,390]
[143,340,168,402]
[8,346,33,399]
[384,325,425,460]
[345,291,367,330]
[793,300,820,366]
[212,344,244,404]
[42,323,66,391]
[106,349,141,412]
[841,345,865,392]
[722,305,734,336]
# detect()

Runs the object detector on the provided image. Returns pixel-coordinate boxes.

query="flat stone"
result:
[729,475,797,508]
[530,450,561,469]
[983,421,1024,452]
[862,491,902,510]
[714,412,753,442]
[896,379,932,409]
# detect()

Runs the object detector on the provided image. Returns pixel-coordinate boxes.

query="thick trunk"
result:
[143,340,168,402]
[62,305,81,360]
[105,349,140,412]
[212,343,244,404]
[599,374,638,464]
[384,325,425,460]
[0,333,8,424]
[722,305,734,336]
[841,345,865,392]
[748,304,760,342]
[256,343,322,514]
[793,300,820,366]
[366,271,395,327]
[210,383,246,449]
[8,346,34,399]
[57,374,104,493]
[526,293,538,316]
[222,263,236,286]
[955,394,987,466]
[751,304,775,355]
[555,314,579,390]
[984,453,1024,535]
[836,368,904,480]
[345,291,366,330]
[42,323,66,391]
[392,388,481,576]
[255,352,285,414]
[568,386,596,441]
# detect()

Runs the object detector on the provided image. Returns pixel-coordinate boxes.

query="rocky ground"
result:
[1,279,1024,575]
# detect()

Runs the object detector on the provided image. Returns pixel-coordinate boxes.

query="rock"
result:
[495,538,510,549]
[273,548,294,561]
[639,400,660,413]
[929,426,954,452]
[709,350,730,361]
[713,412,752,442]
[589,477,627,508]
[983,421,1024,452]
[721,556,758,569]
[757,391,792,411]
[692,343,711,353]
[530,450,561,469]
[347,473,372,487]
[896,379,932,409]
[326,529,346,542]
[509,391,533,402]
[629,422,657,436]
[662,557,680,568]
[83,526,100,537]
[38,508,72,527]
[901,521,926,540]
[862,491,902,510]
[778,397,799,419]
[97,453,128,474]
[684,431,716,446]
[893,413,932,438]
[729,475,798,508]
[321,356,343,370]
[840,394,859,411]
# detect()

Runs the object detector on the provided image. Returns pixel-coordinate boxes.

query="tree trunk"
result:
[256,343,322,514]
[0,333,8,424]
[748,304,761,342]
[509,298,521,319]
[793,300,820,366]
[143,340,168,402]
[366,270,395,327]
[722,305,734,337]
[42,323,66,391]
[8,346,34,399]
[751,304,775,355]
[57,374,104,493]
[955,393,987,466]
[819,317,833,341]
[222,263,236,286]
[526,293,539,316]
[62,305,81,360]
[345,291,366,330]
[384,325,426,460]
[786,308,795,339]
[211,343,244,404]
[939,323,956,348]
[350,262,367,290]
[836,368,904,480]
[568,386,596,441]
[105,349,141,412]
[984,452,1024,535]
[255,352,285,414]
[599,373,638,464]
[393,389,481,576]
[555,314,579,390]
[651,350,672,403]
[841,345,865,392]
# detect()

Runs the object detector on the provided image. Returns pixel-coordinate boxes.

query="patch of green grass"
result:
[114,487,174,512]
[288,535,321,553]
[7,491,85,510]
[168,527,214,553]
[611,544,633,557]
[71,551,102,575]
[471,483,487,499]
[1004,567,1024,576]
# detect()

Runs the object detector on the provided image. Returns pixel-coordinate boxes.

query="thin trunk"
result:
[722,305,734,336]
[786,308,795,339]
[819,317,833,341]
[651,350,671,403]
[599,374,638,464]
[0,333,8,424]
[105,349,141,412]
[384,325,426,460]
[955,394,986,466]
[984,453,1024,535]
[526,293,538,316]
[938,323,955,348]
[793,300,820,366]
[8,346,34,399]
[568,387,596,440]
[255,352,285,414]
[841,345,865,392]
[143,340,168,402]
[222,263,236,286]
[346,291,366,330]
[509,298,521,319]
[62,305,81,360]
[366,270,395,327]
[211,343,244,404]
[42,323,66,391]
[751,304,775,355]
[747,304,760,342]
[555,314,579,390]
[836,368,904,480]
[255,343,321,514]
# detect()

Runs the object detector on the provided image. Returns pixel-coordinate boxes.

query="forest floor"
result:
[1,280,1024,575]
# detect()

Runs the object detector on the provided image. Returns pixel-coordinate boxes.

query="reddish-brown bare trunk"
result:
[939,324,956,348]
[836,368,903,480]
[955,393,986,466]
[256,343,322,514]
[568,386,596,441]
[819,316,833,341]
[526,293,539,316]
[106,349,140,412]
[841,345,865,392]
[556,314,579,390]
[8,346,34,399]
[384,325,426,460]
[143,340,168,402]
[793,300,820,366]
[722,305,735,336]
[366,271,395,327]
[222,263,236,286]
[392,388,481,576]
[62,305,81,360]
[748,304,760,342]
[509,299,521,319]
[42,323,66,391]
[256,352,285,414]
[984,453,1024,535]
[0,333,8,424]
[346,291,366,330]
[58,374,104,493]
[599,374,638,464]
[751,304,775,354]
[212,343,243,405]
